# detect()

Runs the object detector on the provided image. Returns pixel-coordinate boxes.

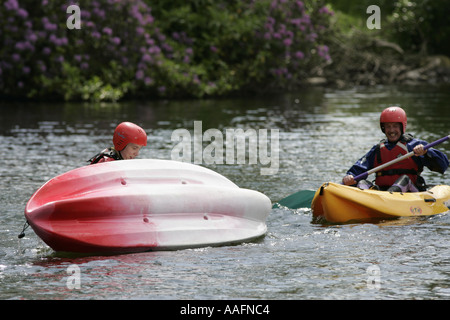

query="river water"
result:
[1,85,450,302]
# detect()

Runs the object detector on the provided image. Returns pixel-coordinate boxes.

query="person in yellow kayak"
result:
[342,106,449,192]
[89,122,147,164]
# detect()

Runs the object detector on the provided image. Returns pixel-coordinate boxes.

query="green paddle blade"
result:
[273,190,316,209]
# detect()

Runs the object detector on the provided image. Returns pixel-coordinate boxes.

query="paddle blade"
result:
[273,190,316,209]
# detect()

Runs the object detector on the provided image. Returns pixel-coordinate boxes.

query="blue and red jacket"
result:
[346,134,449,188]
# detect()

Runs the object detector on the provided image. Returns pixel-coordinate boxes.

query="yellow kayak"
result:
[311,182,450,223]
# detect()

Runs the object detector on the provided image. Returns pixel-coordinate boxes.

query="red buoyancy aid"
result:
[374,140,420,187]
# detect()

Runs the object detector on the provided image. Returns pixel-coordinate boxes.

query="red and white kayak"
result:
[25,159,271,253]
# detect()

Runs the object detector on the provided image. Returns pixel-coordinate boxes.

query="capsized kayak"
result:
[24,159,271,253]
[311,182,450,223]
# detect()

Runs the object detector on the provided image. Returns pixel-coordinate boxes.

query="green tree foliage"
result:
[327,0,450,55]
[388,0,450,55]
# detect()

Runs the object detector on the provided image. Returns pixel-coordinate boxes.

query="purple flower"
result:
[60,37,68,46]
[136,27,145,35]
[192,75,200,84]
[80,62,89,70]
[210,46,218,53]
[111,37,121,45]
[4,0,19,11]
[185,48,193,55]
[283,38,292,47]
[157,34,166,42]
[144,77,153,85]
[93,8,105,19]
[295,51,305,59]
[26,33,38,42]
[307,32,318,42]
[81,9,91,19]
[148,46,161,54]
[266,17,275,26]
[42,18,57,31]
[142,54,152,63]
[91,31,101,39]
[291,18,301,26]
[15,42,27,50]
[22,66,30,74]
[12,53,21,62]
[318,45,331,61]
[17,8,28,19]
[49,35,67,46]
[161,43,173,52]
[319,6,334,15]
[135,70,144,80]
[103,27,113,35]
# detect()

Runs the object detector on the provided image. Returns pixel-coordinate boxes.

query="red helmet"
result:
[380,106,407,133]
[113,122,147,151]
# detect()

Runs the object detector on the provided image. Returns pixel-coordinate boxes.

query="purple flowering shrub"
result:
[1,0,165,100]
[253,0,334,89]
[1,0,334,101]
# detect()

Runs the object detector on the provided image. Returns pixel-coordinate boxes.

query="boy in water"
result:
[89,122,147,164]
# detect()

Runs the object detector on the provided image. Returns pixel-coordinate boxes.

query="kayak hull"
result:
[311,182,450,223]
[25,159,271,253]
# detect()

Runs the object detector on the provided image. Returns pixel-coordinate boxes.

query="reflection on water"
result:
[1,84,450,300]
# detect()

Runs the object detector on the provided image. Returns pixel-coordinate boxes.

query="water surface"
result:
[1,85,450,301]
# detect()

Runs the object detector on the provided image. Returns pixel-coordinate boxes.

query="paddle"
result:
[273,189,316,209]
[274,134,450,210]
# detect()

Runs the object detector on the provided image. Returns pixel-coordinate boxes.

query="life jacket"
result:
[374,135,420,187]
[88,148,123,164]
